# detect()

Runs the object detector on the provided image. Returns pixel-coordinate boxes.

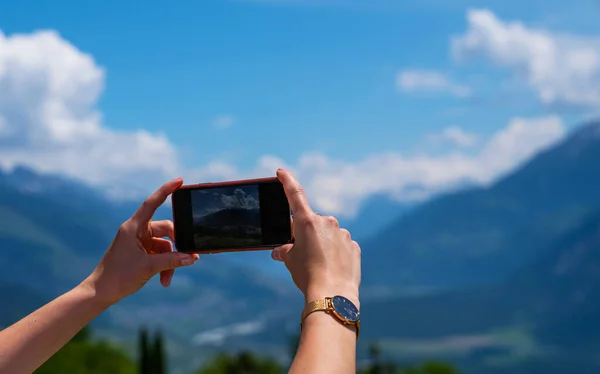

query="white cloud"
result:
[0,28,568,219]
[0,29,179,190]
[188,115,565,216]
[452,9,600,108]
[221,188,260,210]
[192,320,265,346]
[305,115,563,214]
[212,115,236,129]
[397,69,471,98]
[428,126,478,148]
[478,116,565,175]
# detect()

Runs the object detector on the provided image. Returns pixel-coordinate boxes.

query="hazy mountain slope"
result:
[360,210,600,339]
[0,169,300,351]
[340,194,415,242]
[512,211,600,354]
[0,166,139,224]
[362,120,600,290]
[195,208,261,227]
[357,208,600,374]
[0,183,106,294]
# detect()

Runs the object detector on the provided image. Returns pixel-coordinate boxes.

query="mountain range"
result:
[0,167,302,373]
[361,120,600,294]
[1,119,600,374]
[357,207,600,374]
[194,207,261,228]
[352,120,600,373]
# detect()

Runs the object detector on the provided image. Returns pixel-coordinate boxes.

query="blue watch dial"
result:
[332,295,360,323]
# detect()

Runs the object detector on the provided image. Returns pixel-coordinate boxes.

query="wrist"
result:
[305,285,360,309]
[78,276,119,311]
[301,289,361,340]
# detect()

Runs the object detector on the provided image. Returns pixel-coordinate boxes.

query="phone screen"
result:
[172,178,292,253]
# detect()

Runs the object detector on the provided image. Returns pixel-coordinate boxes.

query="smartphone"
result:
[171,177,292,253]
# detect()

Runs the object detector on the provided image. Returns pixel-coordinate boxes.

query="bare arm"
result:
[0,178,197,374]
[272,169,362,374]
[290,302,358,374]
[0,283,108,374]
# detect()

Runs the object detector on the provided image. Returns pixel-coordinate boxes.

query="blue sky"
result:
[0,0,599,216]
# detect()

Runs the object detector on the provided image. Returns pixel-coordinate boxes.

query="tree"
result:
[359,342,400,374]
[369,342,382,362]
[35,325,135,374]
[137,326,168,374]
[152,330,166,374]
[195,351,284,374]
[138,326,150,374]
[368,342,384,374]
[358,341,460,374]
[72,325,92,342]
[402,361,460,374]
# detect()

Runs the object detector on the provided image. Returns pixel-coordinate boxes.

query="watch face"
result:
[332,296,360,323]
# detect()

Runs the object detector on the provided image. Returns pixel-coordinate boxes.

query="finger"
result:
[272,243,293,262]
[276,169,313,218]
[150,239,200,286]
[147,250,197,275]
[150,220,175,242]
[340,228,351,240]
[325,215,340,228]
[131,177,184,227]
[149,237,199,258]
[150,238,176,286]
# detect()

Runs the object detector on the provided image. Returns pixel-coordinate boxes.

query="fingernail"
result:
[166,275,172,286]
[181,256,194,266]
[172,177,183,182]
[272,250,281,261]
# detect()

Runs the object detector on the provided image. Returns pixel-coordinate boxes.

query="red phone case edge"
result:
[171,176,291,254]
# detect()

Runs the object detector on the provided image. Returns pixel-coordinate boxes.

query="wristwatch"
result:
[301,295,360,339]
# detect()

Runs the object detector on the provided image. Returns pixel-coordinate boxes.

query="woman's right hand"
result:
[271,169,361,307]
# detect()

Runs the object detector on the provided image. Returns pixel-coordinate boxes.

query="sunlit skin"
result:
[0,178,198,374]
[273,169,361,374]
[0,169,360,374]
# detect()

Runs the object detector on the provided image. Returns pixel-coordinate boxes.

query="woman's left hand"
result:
[82,177,198,306]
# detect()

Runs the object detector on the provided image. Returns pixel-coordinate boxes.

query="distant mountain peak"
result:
[1,165,80,189]
[0,164,115,213]
[537,120,600,163]
[568,120,600,146]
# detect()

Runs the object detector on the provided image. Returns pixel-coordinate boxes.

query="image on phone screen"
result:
[191,184,262,249]
[172,178,291,253]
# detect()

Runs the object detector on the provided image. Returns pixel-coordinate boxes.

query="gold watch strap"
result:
[301,298,330,321]
[300,297,360,339]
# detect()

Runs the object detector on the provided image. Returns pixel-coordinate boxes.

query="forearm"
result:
[289,292,358,374]
[0,282,109,374]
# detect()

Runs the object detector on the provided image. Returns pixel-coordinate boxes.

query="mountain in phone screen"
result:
[191,184,262,249]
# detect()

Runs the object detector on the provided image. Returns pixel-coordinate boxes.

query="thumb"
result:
[149,252,197,274]
[272,244,293,262]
